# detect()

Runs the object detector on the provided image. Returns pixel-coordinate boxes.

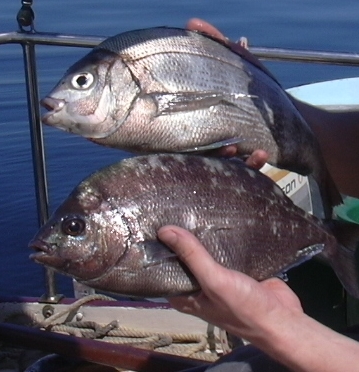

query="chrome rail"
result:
[1,23,359,302]
[20,42,60,302]
[1,30,359,65]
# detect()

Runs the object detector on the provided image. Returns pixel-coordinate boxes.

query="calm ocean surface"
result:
[1,0,359,297]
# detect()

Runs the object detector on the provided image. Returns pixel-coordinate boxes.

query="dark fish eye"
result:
[71,72,94,90]
[61,217,86,236]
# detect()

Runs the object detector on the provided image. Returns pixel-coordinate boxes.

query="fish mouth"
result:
[28,239,64,268]
[29,239,52,260]
[40,97,66,123]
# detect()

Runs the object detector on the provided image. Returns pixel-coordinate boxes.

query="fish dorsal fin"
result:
[275,243,325,278]
[138,241,177,268]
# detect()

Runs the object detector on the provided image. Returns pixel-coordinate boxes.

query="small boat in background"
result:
[287,76,359,112]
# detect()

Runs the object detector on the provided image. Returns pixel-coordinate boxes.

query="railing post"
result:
[21,42,62,303]
[17,0,62,302]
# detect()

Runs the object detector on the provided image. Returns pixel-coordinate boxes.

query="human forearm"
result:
[256,307,359,372]
[160,226,359,372]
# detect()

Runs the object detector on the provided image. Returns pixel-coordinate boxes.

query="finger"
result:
[206,144,238,158]
[186,18,279,84]
[186,18,226,41]
[245,149,269,169]
[186,19,262,72]
[158,226,220,286]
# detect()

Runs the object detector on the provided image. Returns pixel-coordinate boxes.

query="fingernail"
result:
[159,228,178,246]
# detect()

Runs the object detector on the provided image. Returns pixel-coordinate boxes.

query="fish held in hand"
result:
[29,154,358,298]
[40,27,341,216]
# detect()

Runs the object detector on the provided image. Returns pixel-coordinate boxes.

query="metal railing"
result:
[1,1,359,302]
[2,30,359,65]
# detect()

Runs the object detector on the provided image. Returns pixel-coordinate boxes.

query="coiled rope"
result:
[1,294,221,363]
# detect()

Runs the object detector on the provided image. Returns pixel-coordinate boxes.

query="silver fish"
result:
[40,27,341,216]
[29,154,358,298]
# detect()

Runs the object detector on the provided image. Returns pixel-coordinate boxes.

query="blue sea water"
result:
[1,0,359,298]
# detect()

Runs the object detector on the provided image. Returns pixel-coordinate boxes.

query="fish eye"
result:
[61,216,86,236]
[71,72,94,90]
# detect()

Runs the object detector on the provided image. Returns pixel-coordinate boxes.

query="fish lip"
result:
[40,97,66,123]
[29,239,68,271]
[28,239,54,260]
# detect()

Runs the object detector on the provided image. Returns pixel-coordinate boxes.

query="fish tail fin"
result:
[315,167,343,219]
[325,168,343,206]
[328,220,359,298]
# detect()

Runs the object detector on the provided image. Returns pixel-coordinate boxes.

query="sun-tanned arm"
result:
[159,226,359,372]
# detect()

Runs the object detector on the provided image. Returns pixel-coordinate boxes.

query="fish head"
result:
[41,49,139,139]
[29,183,130,281]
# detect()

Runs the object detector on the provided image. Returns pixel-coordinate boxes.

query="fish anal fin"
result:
[328,220,359,298]
[312,164,343,219]
[331,243,359,299]
[276,244,325,277]
[325,169,343,207]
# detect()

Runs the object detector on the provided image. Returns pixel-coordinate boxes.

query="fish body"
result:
[29,154,355,298]
[41,27,341,215]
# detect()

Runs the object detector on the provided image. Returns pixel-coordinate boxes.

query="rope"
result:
[1,294,222,363]
[39,293,116,328]
[48,321,219,361]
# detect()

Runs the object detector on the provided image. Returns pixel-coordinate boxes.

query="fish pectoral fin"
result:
[149,91,226,116]
[150,91,256,116]
[276,243,325,277]
[139,241,177,268]
[180,137,245,153]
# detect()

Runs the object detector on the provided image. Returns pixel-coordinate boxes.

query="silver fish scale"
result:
[129,53,250,94]
[44,26,326,187]
[102,29,323,179]
[93,29,293,158]
[94,48,278,152]
[96,28,242,66]
[99,28,281,106]
[97,94,275,154]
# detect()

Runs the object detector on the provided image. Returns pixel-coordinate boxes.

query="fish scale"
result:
[29,154,358,298]
[41,27,341,217]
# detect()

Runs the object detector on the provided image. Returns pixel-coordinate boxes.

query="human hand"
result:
[186,18,277,82]
[243,149,269,169]
[210,147,268,169]
[158,225,303,345]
